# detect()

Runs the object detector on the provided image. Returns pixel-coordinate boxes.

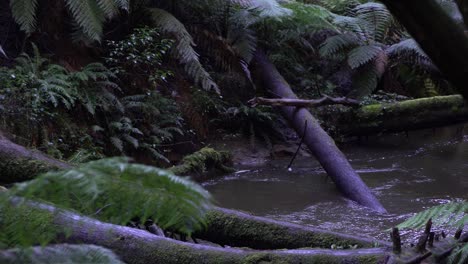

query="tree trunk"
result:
[250,50,386,213]
[0,133,70,184]
[196,207,390,249]
[380,0,468,99]
[9,200,390,264]
[333,95,468,136]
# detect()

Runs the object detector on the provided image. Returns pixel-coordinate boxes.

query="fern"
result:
[397,201,467,230]
[353,2,393,42]
[347,44,384,69]
[319,33,361,57]
[150,8,218,93]
[448,243,468,264]
[9,0,38,34]
[12,158,213,235]
[9,0,128,41]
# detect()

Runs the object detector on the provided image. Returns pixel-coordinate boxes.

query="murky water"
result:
[204,125,468,242]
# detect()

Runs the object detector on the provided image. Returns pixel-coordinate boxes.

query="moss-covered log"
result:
[0,244,125,264]
[170,147,234,181]
[336,95,468,136]
[196,208,390,250]
[0,133,70,184]
[16,201,390,264]
[251,50,386,213]
[380,0,468,98]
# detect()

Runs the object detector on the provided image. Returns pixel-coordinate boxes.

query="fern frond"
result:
[64,0,105,41]
[110,136,123,152]
[9,0,38,34]
[319,33,360,57]
[12,158,213,235]
[96,0,121,18]
[347,44,383,69]
[354,2,392,42]
[397,201,468,230]
[448,243,468,264]
[350,64,379,98]
[149,8,218,93]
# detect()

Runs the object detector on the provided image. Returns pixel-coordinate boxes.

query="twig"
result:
[287,120,308,170]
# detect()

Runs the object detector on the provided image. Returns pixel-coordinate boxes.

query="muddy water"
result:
[203,126,468,242]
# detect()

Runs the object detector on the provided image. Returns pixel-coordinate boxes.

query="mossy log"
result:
[337,95,468,136]
[0,244,125,264]
[0,133,70,184]
[196,208,390,250]
[170,147,234,181]
[251,50,386,213]
[380,0,468,98]
[14,201,390,264]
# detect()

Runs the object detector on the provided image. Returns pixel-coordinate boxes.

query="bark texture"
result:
[0,133,70,184]
[336,95,468,136]
[250,50,386,213]
[381,0,468,98]
[248,96,360,108]
[18,201,391,264]
[196,207,390,249]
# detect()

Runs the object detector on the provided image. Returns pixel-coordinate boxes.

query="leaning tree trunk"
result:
[381,0,468,99]
[250,50,386,213]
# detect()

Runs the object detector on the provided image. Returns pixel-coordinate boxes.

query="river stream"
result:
[203,125,468,242]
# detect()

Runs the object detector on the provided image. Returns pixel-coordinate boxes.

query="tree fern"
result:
[9,0,38,34]
[149,8,218,93]
[347,44,384,69]
[319,33,361,57]
[353,2,393,42]
[9,0,128,41]
[12,158,213,236]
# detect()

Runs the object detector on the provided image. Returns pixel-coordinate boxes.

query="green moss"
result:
[170,147,234,176]
[199,210,377,250]
[0,156,56,184]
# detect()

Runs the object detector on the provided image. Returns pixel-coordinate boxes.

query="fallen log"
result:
[196,207,390,249]
[380,0,468,98]
[0,244,125,264]
[0,133,391,255]
[0,133,70,184]
[4,200,390,264]
[334,95,468,136]
[250,50,386,213]
[248,96,360,108]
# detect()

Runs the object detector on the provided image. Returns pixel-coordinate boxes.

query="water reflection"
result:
[204,125,468,240]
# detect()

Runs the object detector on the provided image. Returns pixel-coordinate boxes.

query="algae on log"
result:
[0,133,70,184]
[10,201,390,264]
[338,95,468,136]
[381,0,468,98]
[195,208,390,250]
[250,50,386,213]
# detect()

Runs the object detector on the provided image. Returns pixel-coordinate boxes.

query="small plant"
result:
[105,27,174,90]
[11,158,213,236]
